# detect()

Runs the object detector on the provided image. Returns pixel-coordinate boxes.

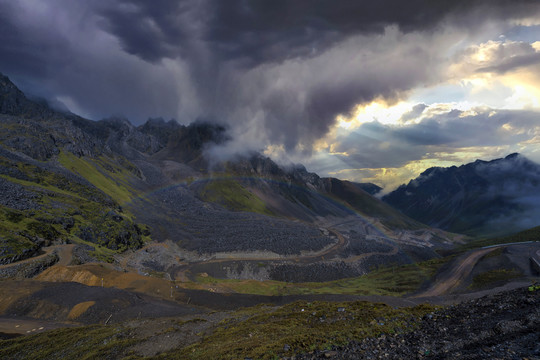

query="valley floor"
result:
[0,237,538,359]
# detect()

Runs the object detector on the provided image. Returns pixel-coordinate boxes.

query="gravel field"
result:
[129,185,333,255]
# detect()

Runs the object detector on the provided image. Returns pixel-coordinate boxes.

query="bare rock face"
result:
[0,73,36,115]
[0,74,61,121]
[136,117,181,152]
[0,252,58,278]
[0,73,109,160]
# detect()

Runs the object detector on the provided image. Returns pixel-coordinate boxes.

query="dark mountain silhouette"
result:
[383,153,540,236]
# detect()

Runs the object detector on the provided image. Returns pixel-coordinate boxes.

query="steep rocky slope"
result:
[0,76,146,265]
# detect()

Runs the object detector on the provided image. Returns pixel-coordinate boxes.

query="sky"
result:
[1,0,540,192]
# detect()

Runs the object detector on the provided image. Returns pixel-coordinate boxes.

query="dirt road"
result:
[413,247,498,298]
[170,227,405,282]
[170,228,347,280]
[55,244,75,266]
[0,247,56,270]
[0,244,75,270]
[0,244,75,269]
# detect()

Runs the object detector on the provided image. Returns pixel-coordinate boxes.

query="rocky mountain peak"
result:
[99,116,135,134]
[287,163,321,185]
[183,121,230,146]
[143,117,179,128]
[505,152,520,159]
[0,73,35,115]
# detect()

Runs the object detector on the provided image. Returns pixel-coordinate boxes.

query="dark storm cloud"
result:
[98,0,538,66]
[98,0,189,62]
[93,0,540,153]
[0,2,71,79]
[477,52,540,74]
[0,1,186,122]
[0,0,539,153]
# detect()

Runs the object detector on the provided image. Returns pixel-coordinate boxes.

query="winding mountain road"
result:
[412,242,539,298]
[413,247,497,298]
[0,244,75,270]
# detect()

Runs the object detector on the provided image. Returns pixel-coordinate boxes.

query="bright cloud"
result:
[303,27,540,192]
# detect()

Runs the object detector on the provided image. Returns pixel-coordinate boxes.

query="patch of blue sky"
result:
[408,83,468,106]
[503,25,540,43]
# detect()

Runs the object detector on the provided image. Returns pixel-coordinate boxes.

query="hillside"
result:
[0,73,456,283]
[383,154,540,237]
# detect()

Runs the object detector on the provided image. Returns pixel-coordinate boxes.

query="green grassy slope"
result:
[183,256,448,297]
[195,178,273,215]
[0,325,136,360]
[57,151,136,205]
[0,301,436,360]
[167,301,435,360]
[0,151,147,263]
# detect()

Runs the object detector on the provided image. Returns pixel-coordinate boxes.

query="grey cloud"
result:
[328,124,427,169]
[249,32,438,152]
[98,0,190,62]
[455,39,540,75]
[0,1,188,122]
[392,109,539,148]
[328,108,540,169]
[477,52,540,74]
[99,0,540,67]
[0,2,71,79]
[400,103,427,122]
[477,154,540,232]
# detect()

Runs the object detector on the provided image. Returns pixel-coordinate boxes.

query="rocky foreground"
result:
[297,287,540,360]
[0,285,538,359]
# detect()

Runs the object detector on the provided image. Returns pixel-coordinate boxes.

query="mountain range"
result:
[1,70,539,284]
[0,72,453,282]
[383,153,540,237]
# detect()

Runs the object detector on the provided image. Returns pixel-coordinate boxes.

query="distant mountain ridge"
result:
[383,153,540,236]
